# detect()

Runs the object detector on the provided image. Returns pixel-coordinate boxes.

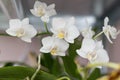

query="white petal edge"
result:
[40,36,54,53]
[34,1,47,9]
[6,28,17,36]
[30,9,41,17]
[104,17,109,27]
[22,25,37,38]
[9,19,21,28]
[41,15,50,23]
[52,18,66,30]
[47,4,55,10]
[65,25,80,43]
[76,49,87,59]
[55,52,66,56]
[21,37,32,43]
[91,49,109,63]
[55,39,69,52]
[40,47,51,53]
[67,17,75,25]
[22,18,29,25]
[81,38,96,52]
[46,9,57,17]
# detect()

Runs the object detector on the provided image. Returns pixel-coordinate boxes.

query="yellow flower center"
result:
[50,47,57,55]
[37,7,45,16]
[16,28,25,37]
[86,51,97,61]
[57,31,65,39]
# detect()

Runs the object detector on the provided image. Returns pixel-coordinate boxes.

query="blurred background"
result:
[0,0,120,67]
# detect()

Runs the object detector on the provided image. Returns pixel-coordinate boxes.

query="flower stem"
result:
[87,62,120,70]
[24,77,30,80]
[57,76,70,80]
[31,54,41,80]
[82,68,89,80]
[93,31,104,40]
[44,22,49,33]
[35,32,51,37]
[0,33,10,36]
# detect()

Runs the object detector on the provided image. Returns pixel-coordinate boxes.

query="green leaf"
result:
[87,68,102,80]
[41,53,54,73]
[0,66,57,80]
[51,57,64,76]
[62,56,82,80]
[68,38,82,58]
[0,78,22,80]
[42,55,65,76]
[4,62,14,67]
[62,39,82,80]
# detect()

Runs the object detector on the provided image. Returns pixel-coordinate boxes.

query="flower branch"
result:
[57,76,70,80]
[31,54,41,80]
[43,22,50,33]
[86,62,120,70]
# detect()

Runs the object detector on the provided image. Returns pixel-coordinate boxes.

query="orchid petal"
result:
[9,19,21,28]
[22,18,29,25]
[6,18,37,43]
[40,36,54,52]
[34,1,47,9]
[65,25,80,43]
[41,15,49,23]
[30,1,56,22]
[52,18,66,30]
[104,17,109,27]
[91,49,109,63]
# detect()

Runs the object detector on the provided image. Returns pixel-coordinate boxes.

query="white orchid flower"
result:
[81,26,95,38]
[81,20,95,38]
[6,18,37,43]
[30,1,57,23]
[103,17,120,43]
[50,17,80,43]
[76,38,109,64]
[40,36,69,56]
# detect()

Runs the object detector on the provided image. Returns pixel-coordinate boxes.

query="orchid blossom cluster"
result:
[4,1,120,80]
[6,1,119,64]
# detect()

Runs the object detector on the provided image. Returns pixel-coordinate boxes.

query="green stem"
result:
[31,54,41,80]
[82,68,88,80]
[78,62,120,80]
[35,32,51,37]
[86,62,120,70]
[0,33,10,36]
[57,76,71,80]
[0,32,50,37]
[44,22,49,33]
[93,31,104,40]
[24,77,30,80]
